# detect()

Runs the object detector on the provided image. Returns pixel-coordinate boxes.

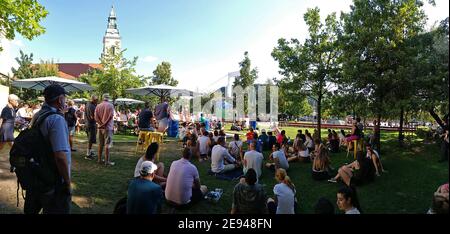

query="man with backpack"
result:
[12,84,72,214]
[65,100,78,152]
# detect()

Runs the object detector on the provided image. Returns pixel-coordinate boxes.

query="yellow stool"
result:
[136,131,152,155]
[148,132,164,161]
[347,138,364,159]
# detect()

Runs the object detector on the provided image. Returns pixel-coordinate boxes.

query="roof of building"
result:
[56,63,102,79]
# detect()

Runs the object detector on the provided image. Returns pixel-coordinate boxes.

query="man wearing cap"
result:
[0,94,20,150]
[94,93,115,166]
[127,161,163,214]
[26,84,72,214]
[84,95,98,160]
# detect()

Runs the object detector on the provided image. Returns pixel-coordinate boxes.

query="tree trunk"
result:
[398,107,405,146]
[317,94,322,139]
[429,109,447,129]
[376,113,382,152]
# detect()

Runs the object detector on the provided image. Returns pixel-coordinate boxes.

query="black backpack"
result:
[10,111,62,199]
[65,108,77,127]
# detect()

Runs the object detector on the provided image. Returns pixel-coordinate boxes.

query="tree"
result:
[340,0,429,149]
[152,62,178,86]
[0,0,48,51]
[234,51,258,89]
[272,7,341,138]
[80,47,144,100]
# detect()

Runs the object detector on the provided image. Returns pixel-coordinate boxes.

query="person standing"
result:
[64,100,77,152]
[25,84,72,214]
[154,96,170,133]
[84,95,98,160]
[95,93,115,166]
[0,94,19,151]
[439,120,449,163]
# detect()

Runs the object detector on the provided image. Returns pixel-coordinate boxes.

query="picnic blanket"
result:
[208,168,243,181]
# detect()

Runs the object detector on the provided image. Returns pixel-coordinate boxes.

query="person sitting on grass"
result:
[197,129,211,161]
[298,129,306,143]
[338,129,347,147]
[219,129,227,142]
[365,143,387,176]
[304,131,315,153]
[127,161,163,214]
[328,151,375,186]
[211,137,241,174]
[231,168,267,214]
[258,129,270,151]
[213,130,220,142]
[312,148,332,181]
[288,139,310,163]
[165,148,208,208]
[276,130,287,145]
[228,134,243,161]
[267,131,277,150]
[314,197,335,214]
[293,134,303,155]
[266,143,289,171]
[246,127,255,145]
[329,130,340,153]
[336,186,362,214]
[134,143,166,187]
[312,138,324,159]
[243,141,264,182]
[427,183,449,214]
[267,168,297,214]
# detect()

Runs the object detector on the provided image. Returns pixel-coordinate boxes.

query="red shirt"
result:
[246,132,254,141]
[276,134,284,144]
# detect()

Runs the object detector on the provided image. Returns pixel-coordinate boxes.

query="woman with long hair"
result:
[312,148,332,181]
[267,168,297,214]
[337,186,362,214]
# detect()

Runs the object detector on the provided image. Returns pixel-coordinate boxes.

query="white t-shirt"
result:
[243,150,264,179]
[273,183,296,214]
[213,136,220,142]
[305,137,314,148]
[211,145,236,173]
[273,150,289,170]
[345,207,361,214]
[198,136,210,155]
[17,107,29,118]
[298,148,309,158]
[228,140,243,158]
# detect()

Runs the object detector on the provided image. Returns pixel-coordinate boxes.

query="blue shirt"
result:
[127,178,163,214]
[35,103,71,179]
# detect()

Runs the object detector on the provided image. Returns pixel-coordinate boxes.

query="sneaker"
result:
[84,155,94,160]
[105,161,115,166]
[328,178,337,183]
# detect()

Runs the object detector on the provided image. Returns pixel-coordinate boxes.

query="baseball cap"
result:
[261,129,266,133]
[43,84,68,102]
[102,93,111,100]
[140,161,158,176]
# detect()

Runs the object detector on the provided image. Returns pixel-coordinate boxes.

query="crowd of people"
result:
[0,84,447,215]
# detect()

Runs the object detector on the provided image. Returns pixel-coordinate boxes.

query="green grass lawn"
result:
[68,127,448,214]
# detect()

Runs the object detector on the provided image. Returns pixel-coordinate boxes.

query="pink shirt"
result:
[165,158,200,205]
[94,101,115,130]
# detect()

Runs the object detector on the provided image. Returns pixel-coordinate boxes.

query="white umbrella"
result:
[12,76,94,92]
[114,98,145,105]
[125,84,195,98]
[73,98,88,103]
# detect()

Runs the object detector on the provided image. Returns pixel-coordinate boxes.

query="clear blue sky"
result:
[5,0,448,91]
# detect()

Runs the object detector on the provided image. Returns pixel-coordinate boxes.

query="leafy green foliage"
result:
[151,61,178,86]
[0,0,48,51]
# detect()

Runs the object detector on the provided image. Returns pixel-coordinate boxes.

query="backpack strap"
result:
[32,110,60,129]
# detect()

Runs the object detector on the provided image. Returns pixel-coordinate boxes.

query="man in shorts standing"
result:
[95,93,115,166]
[84,95,98,160]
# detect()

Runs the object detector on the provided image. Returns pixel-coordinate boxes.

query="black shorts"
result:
[86,125,97,144]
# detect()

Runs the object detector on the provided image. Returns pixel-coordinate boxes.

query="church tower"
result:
[102,6,121,57]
